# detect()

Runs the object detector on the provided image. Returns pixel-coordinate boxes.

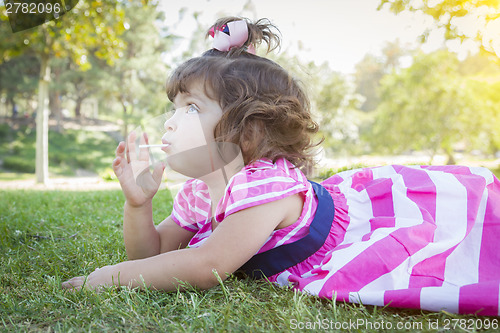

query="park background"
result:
[1,0,500,331]
[1,0,499,187]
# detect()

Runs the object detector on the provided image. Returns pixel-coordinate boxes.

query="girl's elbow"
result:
[189,248,240,289]
[196,262,233,290]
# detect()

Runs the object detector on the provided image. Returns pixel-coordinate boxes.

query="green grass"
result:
[0,189,493,332]
[0,123,117,177]
[0,171,34,181]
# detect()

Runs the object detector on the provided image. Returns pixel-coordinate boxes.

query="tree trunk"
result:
[51,63,63,133]
[8,96,17,118]
[50,89,62,133]
[446,151,456,165]
[74,96,84,118]
[36,54,51,184]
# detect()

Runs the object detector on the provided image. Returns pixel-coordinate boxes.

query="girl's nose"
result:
[164,112,177,131]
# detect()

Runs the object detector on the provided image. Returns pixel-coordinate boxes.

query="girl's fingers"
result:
[62,277,84,290]
[115,141,126,158]
[113,143,126,178]
[127,131,137,163]
[112,156,123,177]
[152,162,165,185]
[138,132,150,161]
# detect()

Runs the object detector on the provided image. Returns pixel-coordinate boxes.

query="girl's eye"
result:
[186,104,199,114]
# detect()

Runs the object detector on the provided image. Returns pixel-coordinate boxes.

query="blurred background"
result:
[0,0,499,185]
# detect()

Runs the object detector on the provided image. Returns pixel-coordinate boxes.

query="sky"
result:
[158,0,460,74]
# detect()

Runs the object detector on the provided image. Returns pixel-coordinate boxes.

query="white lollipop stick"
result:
[139,144,170,148]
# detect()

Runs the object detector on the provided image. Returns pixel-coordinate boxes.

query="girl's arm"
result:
[62,192,302,291]
[113,134,194,259]
[123,203,194,259]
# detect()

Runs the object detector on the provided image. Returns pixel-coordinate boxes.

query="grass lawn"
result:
[0,189,495,332]
[0,172,35,181]
[0,123,116,177]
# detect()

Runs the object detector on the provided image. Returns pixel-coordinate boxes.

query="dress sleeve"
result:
[171,179,211,233]
[215,164,308,222]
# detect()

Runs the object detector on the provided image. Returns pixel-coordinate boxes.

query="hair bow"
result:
[209,20,255,54]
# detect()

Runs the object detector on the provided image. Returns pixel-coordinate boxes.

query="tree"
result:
[98,1,172,139]
[314,64,364,154]
[53,56,104,119]
[0,53,39,117]
[353,41,410,112]
[378,0,500,58]
[1,0,126,183]
[354,54,385,112]
[371,50,477,163]
[461,53,500,155]
[265,50,364,154]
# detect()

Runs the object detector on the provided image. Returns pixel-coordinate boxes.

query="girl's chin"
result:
[165,143,242,179]
[166,153,211,178]
[166,161,214,179]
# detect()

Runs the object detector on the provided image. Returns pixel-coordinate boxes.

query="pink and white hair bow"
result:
[209,20,255,54]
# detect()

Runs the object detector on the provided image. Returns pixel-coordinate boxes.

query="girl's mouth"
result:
[161,141,172,153]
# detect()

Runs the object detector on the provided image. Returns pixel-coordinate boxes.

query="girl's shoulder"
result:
[172,178,211,231]
[176,157,307,199]
[215,158,311,222]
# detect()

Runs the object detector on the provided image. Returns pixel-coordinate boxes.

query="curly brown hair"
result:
[166,17,322,174]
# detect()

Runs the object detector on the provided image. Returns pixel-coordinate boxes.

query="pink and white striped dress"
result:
[171,158,500,316]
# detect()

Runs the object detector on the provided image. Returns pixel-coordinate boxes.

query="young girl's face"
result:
[162,82,225,178]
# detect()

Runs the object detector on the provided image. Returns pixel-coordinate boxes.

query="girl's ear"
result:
[240,138,251,152]
[239,119,264,162]
[239,139,251,164]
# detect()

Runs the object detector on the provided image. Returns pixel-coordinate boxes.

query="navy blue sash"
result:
[239,180,335,279]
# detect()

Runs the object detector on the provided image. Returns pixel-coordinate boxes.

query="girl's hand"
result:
[112,132,165,207]
[62,265,119,291]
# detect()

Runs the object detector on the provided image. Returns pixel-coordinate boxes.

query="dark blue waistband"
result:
[239,180,335,279]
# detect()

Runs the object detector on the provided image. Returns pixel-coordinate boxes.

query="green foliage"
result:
[1,0,129,182]
[369,50,497,161]
[0,0,127,66]
[0,189,477,331]
[378,0,500,58]
[266,52,367,154]
[0,123,10,140]
[0,125,117,176]
[459,54,500,154]
[354,41,412,112]
[315,67,364,153]
[99,167,118,182]
[3,155,35,173]
[83,1,173,137]
[1,0,172,122]
[0,54,39,102]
